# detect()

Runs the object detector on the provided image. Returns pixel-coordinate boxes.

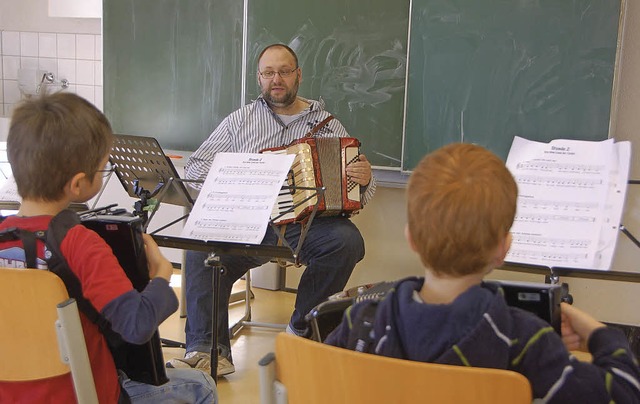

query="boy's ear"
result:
[66,172,87,199]
[493,232,513,267]
[405,224,418,253]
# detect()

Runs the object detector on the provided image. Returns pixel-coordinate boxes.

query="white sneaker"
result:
[166,351,236,376]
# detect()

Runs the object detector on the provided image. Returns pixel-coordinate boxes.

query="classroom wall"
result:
[2,0,639,326]
[0,0,101,115]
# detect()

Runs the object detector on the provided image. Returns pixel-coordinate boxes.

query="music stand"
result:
[108,134,196,233]
[107,134,307,380]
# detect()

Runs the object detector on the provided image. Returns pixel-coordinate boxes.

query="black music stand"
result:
[108,134,196,233]
[151,235,293,380]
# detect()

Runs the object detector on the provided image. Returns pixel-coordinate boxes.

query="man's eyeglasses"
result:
[258,67,298,79]
[96,161,117,178]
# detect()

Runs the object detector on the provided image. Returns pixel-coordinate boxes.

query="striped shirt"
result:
[185,96,376,205]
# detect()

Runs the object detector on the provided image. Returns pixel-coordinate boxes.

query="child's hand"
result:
[561,302,605,352]
[142,234,173,282]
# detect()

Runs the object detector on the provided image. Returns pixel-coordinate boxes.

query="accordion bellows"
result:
[261,137,362,224]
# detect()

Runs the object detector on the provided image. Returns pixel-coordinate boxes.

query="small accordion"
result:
[261,137,362,224]
[81,214,169,386]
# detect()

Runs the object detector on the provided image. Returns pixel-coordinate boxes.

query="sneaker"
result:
[166,351,236,376]
[217,356,236,376]
[286,323,309,338]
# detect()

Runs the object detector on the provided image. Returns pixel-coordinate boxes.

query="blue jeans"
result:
[184,216,364,361]
[121,368,217,403]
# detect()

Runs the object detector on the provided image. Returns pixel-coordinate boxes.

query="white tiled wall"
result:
[0,30,103,116]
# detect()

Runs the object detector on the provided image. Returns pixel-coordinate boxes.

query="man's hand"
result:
[561,302,606,352]
[346,154,372,186]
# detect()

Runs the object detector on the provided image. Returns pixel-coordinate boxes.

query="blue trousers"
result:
[121,368,217,403]
[184,216,365,360]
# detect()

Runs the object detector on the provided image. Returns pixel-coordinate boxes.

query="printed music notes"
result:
[182,152,294,244]
[505,136,631,270]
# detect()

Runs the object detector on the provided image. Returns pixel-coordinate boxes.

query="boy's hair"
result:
[406,143,518,276]
[7,92,113,201]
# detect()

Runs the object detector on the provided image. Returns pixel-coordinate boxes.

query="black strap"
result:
[44,210,124,346]
[347,301,379,353]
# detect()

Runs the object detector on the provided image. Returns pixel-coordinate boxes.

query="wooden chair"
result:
[259,333,532,404]
[0,268,98,404]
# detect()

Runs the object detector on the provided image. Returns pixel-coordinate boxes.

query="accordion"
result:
[261,137,362,224]
[81,214,169,386]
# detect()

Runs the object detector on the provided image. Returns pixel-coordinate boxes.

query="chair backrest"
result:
[265,333,532,404]
[0,267,98,403]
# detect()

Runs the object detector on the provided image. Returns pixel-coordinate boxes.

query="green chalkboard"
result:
[245,0,409,168]
[103,0,243,152]
[403,0,622,171]
[103,0,622,174]
[103,0,409,167]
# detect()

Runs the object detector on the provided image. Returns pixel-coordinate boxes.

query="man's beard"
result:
[262,77,299,108]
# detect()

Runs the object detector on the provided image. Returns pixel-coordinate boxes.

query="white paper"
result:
[505,136,630,270]
[0,176,20,203]
[182,152,295,244]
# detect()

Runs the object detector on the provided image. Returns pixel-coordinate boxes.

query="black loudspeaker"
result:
[82,214,169,386]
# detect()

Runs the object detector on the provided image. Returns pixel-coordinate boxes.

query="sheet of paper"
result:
[505,136,629,270]
[182,152,295,244]
[0,175,20,203]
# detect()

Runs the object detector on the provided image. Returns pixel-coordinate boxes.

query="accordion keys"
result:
[261,137,363,224]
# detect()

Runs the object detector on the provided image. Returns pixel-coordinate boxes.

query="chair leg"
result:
[229,270,287,339]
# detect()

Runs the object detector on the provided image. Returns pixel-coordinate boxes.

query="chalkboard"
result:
[103,0,409,168]
[403,0,622,171]
[103,0,243,152]
[245,0,409,168]
[103,0,622,173]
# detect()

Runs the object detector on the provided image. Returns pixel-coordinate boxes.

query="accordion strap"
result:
[304,115,334,138]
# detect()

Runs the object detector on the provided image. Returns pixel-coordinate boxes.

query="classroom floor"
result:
[159,273,296,404]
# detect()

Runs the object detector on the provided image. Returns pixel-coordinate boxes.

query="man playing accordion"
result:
[167,43,376,376]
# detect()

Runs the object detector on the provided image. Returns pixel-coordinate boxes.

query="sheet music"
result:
[0,176,20,203]
[505,136,630,270]
[182,152,295,244]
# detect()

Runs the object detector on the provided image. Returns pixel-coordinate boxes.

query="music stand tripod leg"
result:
[206,254,223,381]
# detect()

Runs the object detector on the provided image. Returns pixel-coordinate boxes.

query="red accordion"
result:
[261,137,362,224]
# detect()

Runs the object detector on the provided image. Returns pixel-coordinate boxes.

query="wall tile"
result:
[2,56,20,80]
[38,58,58,77]
[76,34,95,60]
[20,57,38,70]
[3,80,20,103]
[20,32,38,57]
[76,84,94,104]
[58,59,76,83]
[39,33,57,58]
[95,35,102,61]
[2,31,20,56]
[94,61,102,86]
[0,30,103,117]
[4,104,15,116]
[94,86,103,111]
[57,34,76,59]
[76,60,95,85]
